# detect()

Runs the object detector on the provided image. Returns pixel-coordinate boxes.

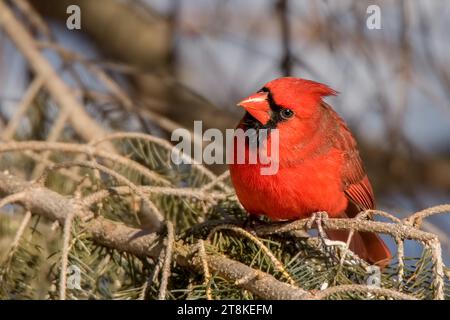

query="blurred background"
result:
[1,0,449,260]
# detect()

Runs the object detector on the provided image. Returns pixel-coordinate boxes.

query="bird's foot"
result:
[242,214,269,233]
[306,211,329,238]
[306,212,337,263]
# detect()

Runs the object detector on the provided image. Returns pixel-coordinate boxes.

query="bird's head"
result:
[237,77,338,131]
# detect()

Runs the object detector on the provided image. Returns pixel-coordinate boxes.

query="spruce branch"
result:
[207,224,296,285]
[1,151,449,300]
[0,171,308,299]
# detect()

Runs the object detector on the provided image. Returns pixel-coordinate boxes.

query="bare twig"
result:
[200,170,230,191]
[59,210,75,300]
[396,236,405,290]
[404,205,450,229]
[89,132,231,192]
[0,76,44,141]
[0,1,113,148]
[31,108,71,178]
[197,239,212,300]
[1,210,32,263]
[0,191,27,209]
[11,0,51,37]
[276,0,293,76]
[0,140,170,185]
[158,221,174,300]
[310,284,417,300]
[83,186,223,207]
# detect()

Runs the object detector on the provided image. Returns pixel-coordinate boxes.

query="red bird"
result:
[229,77,391,266]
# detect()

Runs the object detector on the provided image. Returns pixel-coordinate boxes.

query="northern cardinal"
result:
[229,77,391,266]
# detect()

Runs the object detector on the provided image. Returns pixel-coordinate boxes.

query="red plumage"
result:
[229,77,391,266]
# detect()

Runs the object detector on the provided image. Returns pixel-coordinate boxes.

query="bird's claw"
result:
[306,211,329,237]
[306,212,338,263]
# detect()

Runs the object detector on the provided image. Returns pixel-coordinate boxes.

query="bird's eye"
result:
[280,108,294,120]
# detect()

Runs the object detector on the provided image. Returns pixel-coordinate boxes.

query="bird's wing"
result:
[321,103,375,213]
[342,157,375,212]
[320,104,390,266]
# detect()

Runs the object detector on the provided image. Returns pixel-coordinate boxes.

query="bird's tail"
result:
[326,229,392,268]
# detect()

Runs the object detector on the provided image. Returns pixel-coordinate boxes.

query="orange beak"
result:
[237,92,271,124]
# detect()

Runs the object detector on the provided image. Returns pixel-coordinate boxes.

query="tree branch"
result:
[0,0,113,149]
[0,171,311,300]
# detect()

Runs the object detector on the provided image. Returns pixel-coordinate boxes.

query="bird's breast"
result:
[229,147,348,220]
